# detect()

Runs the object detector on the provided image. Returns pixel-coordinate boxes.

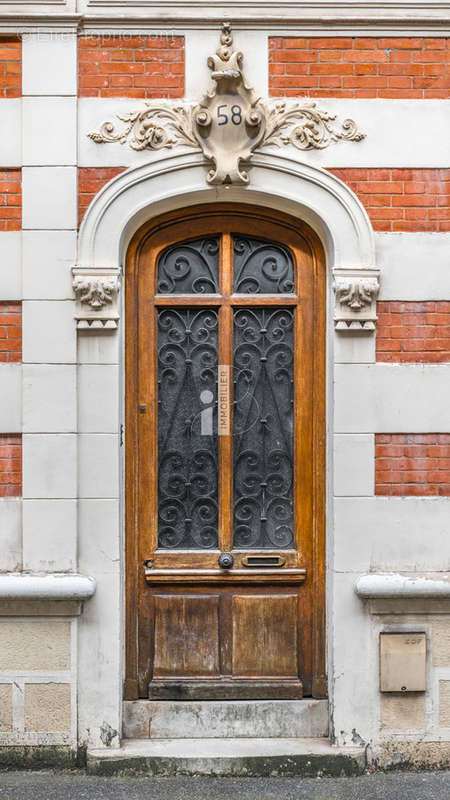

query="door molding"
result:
[74,149,377,705]
[77,150,376,274]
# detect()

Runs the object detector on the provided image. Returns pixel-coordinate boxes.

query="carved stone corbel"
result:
[333,268,380,332]
[72,268,120,330]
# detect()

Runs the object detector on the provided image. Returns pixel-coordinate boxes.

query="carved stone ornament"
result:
[88,23,365,185]
[333,268,380,332]
[72,268,120,329]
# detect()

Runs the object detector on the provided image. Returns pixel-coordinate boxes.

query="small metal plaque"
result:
[380,632,426,693]
[242,555,286,568]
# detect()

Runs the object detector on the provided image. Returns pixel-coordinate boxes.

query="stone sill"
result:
[356,573,450,615]
[0,573,96,616]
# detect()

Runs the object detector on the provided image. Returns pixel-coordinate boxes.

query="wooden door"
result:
[125,204,326,701]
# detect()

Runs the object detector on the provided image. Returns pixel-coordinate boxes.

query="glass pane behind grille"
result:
[157,237,220,294]
[158,308,219,549]
[233,235,295,294]
[233,308,294,549]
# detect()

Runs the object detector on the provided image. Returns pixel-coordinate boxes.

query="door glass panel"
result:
[233,308,294,549]
[158,308,219,548]
[233,235,295,294]
[157,236,220,294]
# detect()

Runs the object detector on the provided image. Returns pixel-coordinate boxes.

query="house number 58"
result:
[217,104,243,126]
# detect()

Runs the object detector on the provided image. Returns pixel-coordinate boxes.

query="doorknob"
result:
[218,552,234,569]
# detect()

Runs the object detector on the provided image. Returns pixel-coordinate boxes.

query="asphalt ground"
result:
[0,770,449,800]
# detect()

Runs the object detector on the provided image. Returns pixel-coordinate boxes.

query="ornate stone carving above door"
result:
[88,23,365,186]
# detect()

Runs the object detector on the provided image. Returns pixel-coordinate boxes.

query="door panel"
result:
[231,595,298,677]
[125,205,326,701]
[153,595,220,677]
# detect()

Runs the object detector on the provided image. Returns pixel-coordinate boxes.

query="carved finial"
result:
[217,22,233,62]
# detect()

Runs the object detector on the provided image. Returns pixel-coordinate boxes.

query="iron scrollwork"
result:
[157,236,220,294]
[233,307,294,549]
[233,235,295,294]
[158,307,219,549]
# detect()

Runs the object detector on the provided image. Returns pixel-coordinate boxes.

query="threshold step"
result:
[124,699,328,739]
[87,737,365,777]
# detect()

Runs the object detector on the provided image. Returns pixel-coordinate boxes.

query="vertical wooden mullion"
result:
[218,233,234,552]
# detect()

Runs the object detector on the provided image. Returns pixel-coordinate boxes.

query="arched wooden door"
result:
[125,204,326,700]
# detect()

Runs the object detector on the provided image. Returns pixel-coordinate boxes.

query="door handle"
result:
[218,552,234,569]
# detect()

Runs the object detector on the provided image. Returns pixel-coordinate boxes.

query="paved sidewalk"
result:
[0,770,449,800]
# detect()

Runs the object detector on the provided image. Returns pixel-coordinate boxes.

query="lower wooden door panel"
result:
[145,585,304,700]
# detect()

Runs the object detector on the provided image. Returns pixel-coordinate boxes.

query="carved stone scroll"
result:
[333,268,380,332]
[72,268,120,330]
[88,23,365,186]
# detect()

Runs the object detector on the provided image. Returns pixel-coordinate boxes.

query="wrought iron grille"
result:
[157,236,220,294]
[233,235,295,294]
[233,308,294,549]
[158,308,219,548]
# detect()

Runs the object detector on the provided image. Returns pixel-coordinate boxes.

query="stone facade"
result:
[0,1,448,770]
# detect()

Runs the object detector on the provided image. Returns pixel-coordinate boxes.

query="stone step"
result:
[123,699,329,739]
[87,737,365,778]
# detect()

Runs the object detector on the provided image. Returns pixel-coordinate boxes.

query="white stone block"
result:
[0,232,21,301]
[23,499,77,571]
[334,497,450,573]
[22,167,77,230]
[376,232,450,301]
[78,568,121,749]
[77,331,120,365]
[334,333,375,365]
[22,33,77,96]
[23,365,76,433]
[78,499,120,575]
[22,230,76,300]
[78,498,121,747]
[287,99,450,169]
[78,366,119,433]
[0,499,22,571]
[22,301,76,363]
[0,364,22,432]
[331,571,377,745]
[335,364,450,433]
[22,98,77,167]
[0,100,22,166]
[78,435,119,499]
[23,434,77,498]
[334,434,374,497]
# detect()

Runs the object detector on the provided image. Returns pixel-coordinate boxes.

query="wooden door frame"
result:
[123,202,327,700]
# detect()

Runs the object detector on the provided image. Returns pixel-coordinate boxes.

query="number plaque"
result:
[192,23,266,185]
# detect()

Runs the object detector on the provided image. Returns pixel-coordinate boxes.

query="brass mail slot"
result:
[242,555,286,568]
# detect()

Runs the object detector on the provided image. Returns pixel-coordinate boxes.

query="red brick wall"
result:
[328,168,449,232]
[78,167,125,226]
[0,434,21,497]
[375,434,450,496]
[0,302,21,363]
[269,37,450,98]
[78,35,184,98]
[377,302,450,363]
[0,169,21,232]
[0,38,21,99]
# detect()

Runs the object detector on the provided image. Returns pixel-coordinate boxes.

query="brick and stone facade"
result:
[0,3,448,773]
